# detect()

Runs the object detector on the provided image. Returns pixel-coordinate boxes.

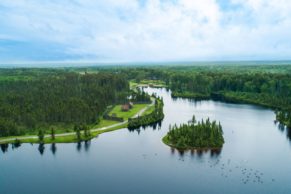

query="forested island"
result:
[163,115,224,149]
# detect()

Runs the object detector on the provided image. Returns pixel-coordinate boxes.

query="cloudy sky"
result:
[0,0,291,62]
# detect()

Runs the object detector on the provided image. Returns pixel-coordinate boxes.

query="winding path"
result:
[0,100,155,144]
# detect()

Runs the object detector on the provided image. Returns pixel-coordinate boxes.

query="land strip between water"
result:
[0,98,155,145]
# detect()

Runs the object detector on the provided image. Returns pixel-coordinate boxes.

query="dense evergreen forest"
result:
[107,65,291,128]
[163,115,224,149]
[168,70,291,127]
[1,64,291,138]
[0,69,129,137]
[131,88,151,103]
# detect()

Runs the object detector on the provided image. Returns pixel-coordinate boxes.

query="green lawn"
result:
[109,104,148,119]
[129,81,138,89]
[140,79,166,86]
[2,122,129,144]
[141,104,155,116]
[91,119,119,129]
[130,79,167,89]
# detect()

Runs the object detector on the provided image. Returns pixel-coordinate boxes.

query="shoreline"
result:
[0,97,155,145]
[172,92,278,110]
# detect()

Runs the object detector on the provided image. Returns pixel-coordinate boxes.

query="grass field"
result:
[4,122,129,144]
[141,104,155,116]
[109,104,148,119]
[130,79,167,89]
[140,79,166,87]
[91,119,119,129]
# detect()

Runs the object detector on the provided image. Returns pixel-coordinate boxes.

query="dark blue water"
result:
[1,88,291,194]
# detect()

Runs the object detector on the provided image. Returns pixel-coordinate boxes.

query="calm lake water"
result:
[1,88,291,194]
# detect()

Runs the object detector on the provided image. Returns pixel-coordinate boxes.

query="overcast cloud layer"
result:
[0,0,291,62]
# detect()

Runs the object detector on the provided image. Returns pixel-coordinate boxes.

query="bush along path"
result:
[128,97,164,129]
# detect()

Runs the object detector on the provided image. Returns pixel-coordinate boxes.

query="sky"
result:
[0,0,291,63]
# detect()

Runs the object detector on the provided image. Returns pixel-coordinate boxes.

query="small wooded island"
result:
[162,115,224,149]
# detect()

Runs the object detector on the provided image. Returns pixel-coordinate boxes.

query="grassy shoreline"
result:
[0,123,128,145]
[0,101,150,145]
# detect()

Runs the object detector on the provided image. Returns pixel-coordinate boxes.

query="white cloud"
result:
[0,0,291,61]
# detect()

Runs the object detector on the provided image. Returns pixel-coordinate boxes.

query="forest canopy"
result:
[1,65,291,138]
[111,65,291,128]
[0,70,129,137]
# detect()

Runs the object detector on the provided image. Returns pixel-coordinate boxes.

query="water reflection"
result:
[76,142,82,152]
[287,128,291,142]
[277,123,291,142]
[127,121,163,134]
[1,144,9,153]
[2,139,95,156]
[11,141,21,150]
[210,149,222,157]
[170,147,222,159]
[84,140,91,152]
[75,140,92,153]
[38,144,45,155]
[278,123,285,132]
[1,140,23,154]
[51,143,57,155]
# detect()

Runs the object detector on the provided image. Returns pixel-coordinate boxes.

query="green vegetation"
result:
[130,80,166,90]
[169,73,290,109]
[116,65,291,128]
[0,70,129,137]
[38,130,45,143]
[51,127,56,140]
[109,104,148,120]
[131,88,152,103]
[128,97,164,129]
[0,121,128,145]
[163,115,224,149]
[141,102,155,116]
[1,64,291,144]
[167,71,291,127]
[92,119,119,129]
[276,111,291,129]
[171,91,210,100]
[0,93,154,144]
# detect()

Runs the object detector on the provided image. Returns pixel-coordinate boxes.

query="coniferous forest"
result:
[115,65,291,128]
[0,65,291,139]
[163,115,224,149]
[0,70,129,137]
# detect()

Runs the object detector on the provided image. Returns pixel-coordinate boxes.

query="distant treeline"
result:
[0,71,129,137]
[168,71,291,128]
[114,66,291,128]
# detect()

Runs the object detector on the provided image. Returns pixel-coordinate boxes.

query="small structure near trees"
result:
[121,102,134,112]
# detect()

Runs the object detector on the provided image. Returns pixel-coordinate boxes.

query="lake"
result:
[1,87,291,194]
